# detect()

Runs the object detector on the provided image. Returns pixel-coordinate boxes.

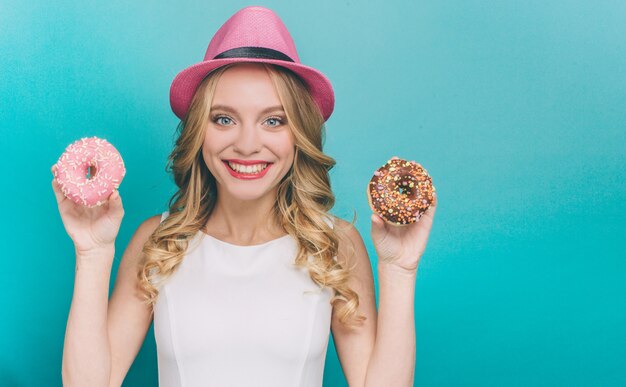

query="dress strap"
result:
[160,210,170,224]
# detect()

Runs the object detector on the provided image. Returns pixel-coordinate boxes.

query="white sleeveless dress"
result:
[153,211,335,387]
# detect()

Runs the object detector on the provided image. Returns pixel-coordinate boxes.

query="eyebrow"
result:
[210,104,285,114]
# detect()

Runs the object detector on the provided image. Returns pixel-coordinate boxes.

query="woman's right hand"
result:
[51,164,125,256]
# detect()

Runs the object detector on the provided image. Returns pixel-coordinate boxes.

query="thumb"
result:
[109,189,119,201]
[370,213,387,239]
[108,190,124,213]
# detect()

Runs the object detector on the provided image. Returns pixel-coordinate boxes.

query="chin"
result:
[224,185,275,202]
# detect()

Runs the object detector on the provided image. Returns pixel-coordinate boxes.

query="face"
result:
[202,63,296,202]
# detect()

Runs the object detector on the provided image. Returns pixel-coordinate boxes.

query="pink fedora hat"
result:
[169,6,335,122]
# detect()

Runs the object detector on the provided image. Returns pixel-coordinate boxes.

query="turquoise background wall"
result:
[1,0,624,386]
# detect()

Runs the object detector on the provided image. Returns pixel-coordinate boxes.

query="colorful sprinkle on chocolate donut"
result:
[367,157,436,225]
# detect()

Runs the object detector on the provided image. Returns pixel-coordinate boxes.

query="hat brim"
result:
[169,57,335,122]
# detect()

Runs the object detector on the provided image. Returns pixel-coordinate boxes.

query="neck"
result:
[205,187,285,243]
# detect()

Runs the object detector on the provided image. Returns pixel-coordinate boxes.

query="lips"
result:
[222,160,273,180]
[224,159,272,166]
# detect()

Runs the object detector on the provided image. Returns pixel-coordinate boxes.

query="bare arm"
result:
[52,164,156,386]
[62,247,116,386]
[364,264,417,387]
[365,190,438,386]
[60,215,161,386]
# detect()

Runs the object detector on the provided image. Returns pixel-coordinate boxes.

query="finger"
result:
[370,213,389,242]
[108,189,120,205]
[371,213,384,227]
[51,177,66,204]
[422,197,437,219]
[416,194,437,227]
[107,190,124,219]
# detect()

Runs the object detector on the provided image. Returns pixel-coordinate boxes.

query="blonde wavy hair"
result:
[137,62,366,328]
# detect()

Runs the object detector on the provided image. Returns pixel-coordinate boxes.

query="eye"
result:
[265,116,285,127]
[212,115,233,126]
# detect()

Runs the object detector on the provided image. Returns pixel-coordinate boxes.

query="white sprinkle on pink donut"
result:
[53,136,126,207]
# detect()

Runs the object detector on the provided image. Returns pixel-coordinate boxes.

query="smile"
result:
[222,161,273,180]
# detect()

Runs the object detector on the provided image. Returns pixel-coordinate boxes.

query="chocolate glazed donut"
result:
[367,157,436,225]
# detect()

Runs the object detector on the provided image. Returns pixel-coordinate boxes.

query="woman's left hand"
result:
[370,190,438,274]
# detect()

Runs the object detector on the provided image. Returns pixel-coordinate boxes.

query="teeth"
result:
[227,161,268,174]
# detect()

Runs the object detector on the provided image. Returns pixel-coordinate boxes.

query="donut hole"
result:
[86,165,97,180]
[396,178,418,199]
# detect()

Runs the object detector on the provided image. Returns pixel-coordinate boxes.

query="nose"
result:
[233,122,262,155]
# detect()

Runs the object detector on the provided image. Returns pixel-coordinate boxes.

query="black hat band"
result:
[213,46,295,62]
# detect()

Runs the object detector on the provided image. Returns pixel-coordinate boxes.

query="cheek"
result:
[201,140,224,171]
[268,132,295,155]
[202,131,230,153]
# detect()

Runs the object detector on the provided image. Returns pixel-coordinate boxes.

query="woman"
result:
[53,6,437,387]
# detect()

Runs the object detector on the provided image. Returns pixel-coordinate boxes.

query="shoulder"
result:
[129,213,164,246]
[117,214,165,276]
[332,216,368,268]
[140,214,163,233]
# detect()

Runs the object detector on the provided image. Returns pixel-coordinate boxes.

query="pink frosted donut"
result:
[54,136,126,207]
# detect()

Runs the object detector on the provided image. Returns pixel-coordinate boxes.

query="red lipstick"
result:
[222,160,272,180]
[224,159,272,166]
